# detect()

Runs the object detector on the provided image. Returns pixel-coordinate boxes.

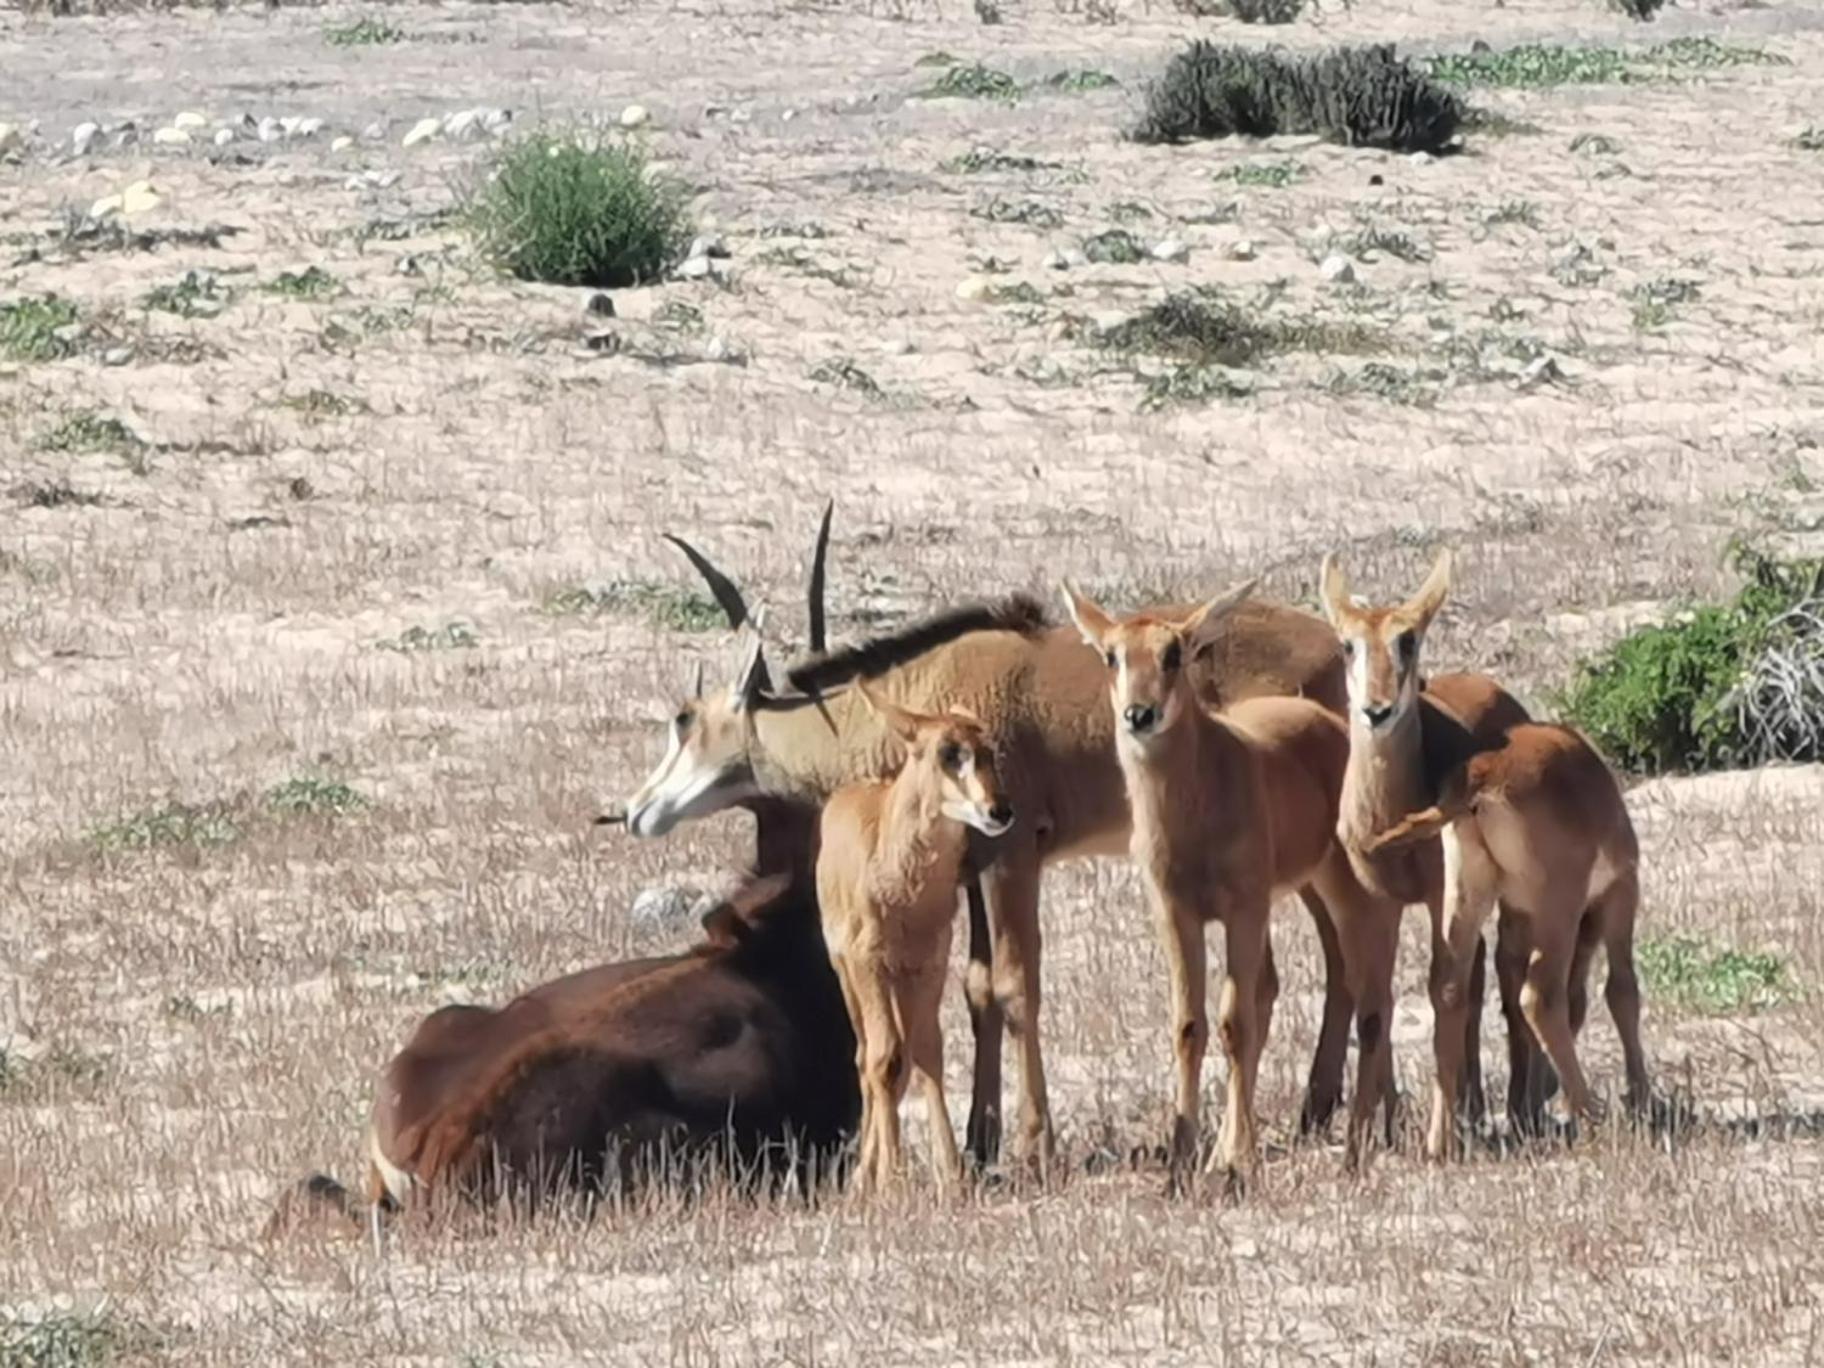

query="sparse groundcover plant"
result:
[379,622,480,652]
[807,357,884,398]
[1338,223,1432,262]
[921,62,1021,101]
[1610,0,1664,17]
[1429,38,1784,89]
[323,14,404,45]
[89,799,241,852]
[280,388,368,421]
[1221,160,1301,188]
[970,196,1066,229]
[0,1306,164,1365]
[1043,68,1119,92]
[1636,935,1793,1014]
[466,133,688,289]
[1629,275,1700,331]
[1,293,81,362]
[1212,0,1304,22]
[545,580,723,632]
[265,776,370,816]
[1097,288,1275,367]
[1484,199,1541,229]
[1081,228,1146,264]
[942,147,1062,174]
[11,480,104,509]
[262,265,341,300]
[1793,127,1824,152]
[1133,42,1463,155]
[1559,546,1824,773]
[1140,363,1255,410]
[37,411,139,453]
[142,269,232,318]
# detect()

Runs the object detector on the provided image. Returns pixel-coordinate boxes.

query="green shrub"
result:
[1559,546,1824,773]
[466,133,688,289]
[1132,42,1462,154]
[1637,935,1792,1014]
[1,294,81,361]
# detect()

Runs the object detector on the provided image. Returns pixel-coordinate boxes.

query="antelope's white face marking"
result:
[625,688,759,837]
[1319,552,1452,736]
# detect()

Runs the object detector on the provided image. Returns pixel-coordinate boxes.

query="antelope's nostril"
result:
[1123,704,1157,732]
[988,802,1014,827]
[1363,703,1395,726]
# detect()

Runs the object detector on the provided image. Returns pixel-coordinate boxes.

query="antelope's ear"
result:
[1061,581,1115,652]
[1403,548,1453,632]
[1318,554,1354,627]
[857,680,924,744]
[1183,577,1257,654]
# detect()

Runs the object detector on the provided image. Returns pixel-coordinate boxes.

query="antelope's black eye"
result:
[1103,649,1118,669]
[1341,638,1357,659]
[1161,640,1182,672]
[1395,631,1416,662]
[674,710,693,732]
[938,743,964,770]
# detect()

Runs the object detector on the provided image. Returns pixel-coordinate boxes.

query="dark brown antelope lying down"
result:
[272,866,859,1230]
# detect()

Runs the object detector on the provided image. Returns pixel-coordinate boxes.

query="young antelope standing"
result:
[1356,562,1652,1157]
[1063,580,1401,1186]
[817,683,1015,1194]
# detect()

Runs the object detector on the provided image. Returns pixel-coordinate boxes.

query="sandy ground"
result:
[3,0,1823,1362]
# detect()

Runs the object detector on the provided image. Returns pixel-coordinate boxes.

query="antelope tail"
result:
[1363,768,1484,853]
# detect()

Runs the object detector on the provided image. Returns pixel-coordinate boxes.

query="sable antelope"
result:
[1061,580,1403,1182]
[625,513,1376,1172]
[268,798,859,1231]
[1318,551,1552,1131]
[818,685,1015,1193]
[1357,563,1651,1159]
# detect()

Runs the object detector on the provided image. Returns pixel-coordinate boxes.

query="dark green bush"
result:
[1132,42,1462,154]
[467,133,689,288]
[1559,546,1824,774]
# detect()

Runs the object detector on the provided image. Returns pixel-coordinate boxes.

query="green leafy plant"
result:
[89,800,241,852]
[142,270,232,318]
[1637,935,1792,1014]
[466,133,688,288]
[323,15,404,45]
[262,266,341,300]
[921,63,1020,101]
[265,777,370,815]
[1,294,81,361]
[546,581,724,632]
[37,411,138,453]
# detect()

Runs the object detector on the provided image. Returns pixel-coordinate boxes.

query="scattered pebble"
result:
[1319,254,1356,284]
[1042,250,1070,270]
[955,275,992,302]
[71,121,100,155]
[90,192,122,219]
[121,180,161,215]
[330,135,353,152]
[443,109,482,140]
[102,346,136,367]
[620,103,650,129]
[1151,237,1189,263]
[678,255,717,280]
[483,108,512,137]
[152,127,192,146]
[688,234,730,260]
[782,108,798,122]
[1410,151,1433,166]
[631,886,702,932]
[402,117,441,148]
[296,117,324,138]
[0,123,23,155]
[256,116,281,144]
[1517,355,1564,389]
[703,336,746,364]
[586,292,616,317]
[213,128,235,147]
[172,110,208,131]
[362,121,385,141]
[1229,239,1257,261]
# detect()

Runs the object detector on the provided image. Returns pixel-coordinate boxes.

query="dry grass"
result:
[4,0,1824,1362]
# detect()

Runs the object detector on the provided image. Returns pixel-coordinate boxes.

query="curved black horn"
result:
[808,500,834,654]
[664,534,750,630]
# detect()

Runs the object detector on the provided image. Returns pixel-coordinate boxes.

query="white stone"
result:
[362,121,384,141]
[678,255,716,279]
[256,116,281,143]
[955,275,992,302]
[1517,355,1563,388]
[482,108,512,135]
[1151,237,1189,263]
[295,117,324,138]
[278,116,304,137]
[89,192,123,220]
[213,128,235,147]
[152,126,192,146]
[402,117,441,148]
[1041,250,1070,270]
[1229,239,1257,261]
[884,338,914,356]
[444,109,482,139]
[620,103,650,128]
[688,234,729,260]
[102,346,136,367]
[781,108,798,122]
[120,180,160,215]
[0,123,23,155]
[172,110,208,131]
[1410,150,1433,165]
[1319,254,1356,284]
[72,121,100,155]
[330,135,353,152]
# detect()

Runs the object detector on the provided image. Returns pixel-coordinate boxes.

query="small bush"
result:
[1429,38,1782,89]
[466,133,688,289]
[922,63,1020,101]
[1097,290,1276,367]
[262,266,341,300]
[89,800,240,852]
[1220,0,1304,22]
[143,270,232,318]
[380,622,479,652]
[1221,160,1301,188]
[1081,228,1146,264]
[1133,42,1462,154]
[546,581,724,632]
[265,777,369,815]
[1637,935,1792,1014]
[1,294,81,362]
[37,411,138,453]
[1559,546,1824,773]
[1611,0,1665,18]
[0,1306,163,1366]
[324,15,403,45]
[1043,69,1119,92]
[1793,127,1824,152]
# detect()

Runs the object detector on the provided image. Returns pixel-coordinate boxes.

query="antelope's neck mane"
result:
[749,690,902,802]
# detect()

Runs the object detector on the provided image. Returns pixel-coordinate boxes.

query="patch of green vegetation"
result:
[265,777,370,816]
[1081,228,1145,264]
[1221,0,1304,21]
[1220,160,1301,189]
[1793,127,1824,152]
[752,245,854,288]
[1569,131,1622,156]
[89,800,240,852]
[1558,545,1824,773]
[37,411,138,454]
[915,50,960,68]
[1042,69,1119,92]
[921,63,1021,101]
[379,622,479,653]
[942,147,1060,174]
[323,15,404,45]
[1484,199,1541,229]
[652,300,704,332]
[1629,275,1700,331]
[987,280,1045,305]
[1139,363,1254,411]
[1098,287,1385,375]
[142,270,232,319]
[11,480,103,510]
[1107,200,1153,223]
[0,1306,163,1366]
[545,581,724,632]
[969,197,1065,229]
[163,993,229,1023]
[1,294,81,362]
[262,266,342,301]
[466,133,688,289]
[807,356,883,398]
[1339,224,1432,263]
[1321,361,1437,406]
[1637,935,1793,1014]
[1429,37,1784,89]
[280,389,367,421]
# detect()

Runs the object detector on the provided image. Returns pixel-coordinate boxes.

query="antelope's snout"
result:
[1123,703,1159,736]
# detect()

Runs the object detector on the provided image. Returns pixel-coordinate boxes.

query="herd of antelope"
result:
[284,507,1653,1228]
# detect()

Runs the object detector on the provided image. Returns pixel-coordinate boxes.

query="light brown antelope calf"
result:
[1062,581,1400,1185]
[817,684,1015,1194]
[1359,565,1652,1158]
[1318,551,1553,1132]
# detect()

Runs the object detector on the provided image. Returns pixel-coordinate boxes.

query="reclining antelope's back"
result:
[817,684,1014,1194]
[1352,559,1652,1158]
